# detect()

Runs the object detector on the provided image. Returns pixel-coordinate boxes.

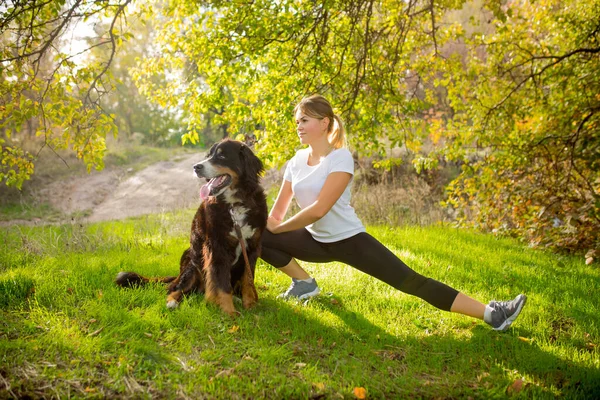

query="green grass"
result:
[0,201,62,222]
[1,213,599,399]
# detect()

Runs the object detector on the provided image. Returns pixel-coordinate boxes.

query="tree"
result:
[0,0,134,188]
[88,17,189,146]
[132,0,464,165]
[439,0,600,255]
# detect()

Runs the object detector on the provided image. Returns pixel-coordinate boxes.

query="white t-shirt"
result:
[284,147,366,243]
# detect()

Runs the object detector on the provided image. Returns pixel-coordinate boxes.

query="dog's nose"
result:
[193,163,203,172]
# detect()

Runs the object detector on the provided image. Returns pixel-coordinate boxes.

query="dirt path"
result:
[23,153,204,225]
[86,154,204,222]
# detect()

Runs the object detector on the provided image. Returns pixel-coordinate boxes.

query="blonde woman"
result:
[261,94,526,331]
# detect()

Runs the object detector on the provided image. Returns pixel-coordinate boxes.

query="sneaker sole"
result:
[494,294,527,331]
[297,287,321,300]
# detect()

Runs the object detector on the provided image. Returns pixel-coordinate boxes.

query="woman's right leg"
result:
[261,229,335,267]
[279,259,311,280]
[261,229,334,298]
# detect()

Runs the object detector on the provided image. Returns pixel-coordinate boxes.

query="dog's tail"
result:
[115,271,177,288]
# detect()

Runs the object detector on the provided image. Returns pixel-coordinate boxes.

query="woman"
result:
[261,94,526,331]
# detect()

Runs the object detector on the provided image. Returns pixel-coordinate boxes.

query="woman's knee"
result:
[261,230,277,247]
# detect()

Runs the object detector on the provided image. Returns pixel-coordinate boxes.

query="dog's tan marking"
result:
[207,290,238,316]
[241,273,258,309]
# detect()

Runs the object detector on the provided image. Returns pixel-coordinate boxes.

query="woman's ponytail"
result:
[328,114,346,149]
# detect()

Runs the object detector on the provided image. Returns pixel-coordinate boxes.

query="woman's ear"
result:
[321,116,330,132]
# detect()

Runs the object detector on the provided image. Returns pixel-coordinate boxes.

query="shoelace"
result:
[491,301,510,321]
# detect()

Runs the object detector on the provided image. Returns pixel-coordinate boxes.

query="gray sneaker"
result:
[485,294,527,331]
[278,278,320,300]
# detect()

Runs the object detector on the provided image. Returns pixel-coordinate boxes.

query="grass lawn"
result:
[1,211,598,398]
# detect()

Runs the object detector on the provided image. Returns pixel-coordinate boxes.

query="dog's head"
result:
[194,139,264,200]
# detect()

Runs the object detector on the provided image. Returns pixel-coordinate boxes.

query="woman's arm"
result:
[269,179,293,221]
[268,172,352,234]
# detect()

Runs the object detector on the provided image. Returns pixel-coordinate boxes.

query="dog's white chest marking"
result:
[229,206,256,265]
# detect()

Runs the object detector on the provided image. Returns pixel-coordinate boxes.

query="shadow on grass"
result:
[2,266,599,399]
[298,295,600,398]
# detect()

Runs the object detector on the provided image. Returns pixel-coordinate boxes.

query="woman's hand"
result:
[266,216,282,234]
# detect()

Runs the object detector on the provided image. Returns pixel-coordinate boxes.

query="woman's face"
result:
[295,109,328,146]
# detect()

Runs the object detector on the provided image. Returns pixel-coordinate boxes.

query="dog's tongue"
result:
[200,178,215,200]
[200,176,225,200]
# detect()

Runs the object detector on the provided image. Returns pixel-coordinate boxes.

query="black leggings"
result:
[261,229,459,311]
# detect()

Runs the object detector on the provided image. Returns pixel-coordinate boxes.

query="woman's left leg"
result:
[329,233,459,311]
[450,293,486,319]
[328,233,527,330]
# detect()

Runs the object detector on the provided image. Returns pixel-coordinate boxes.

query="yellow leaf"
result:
[228,325,240,333]
[353,387,367,399]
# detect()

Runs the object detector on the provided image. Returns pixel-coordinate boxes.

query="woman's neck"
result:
[309,139,334,159]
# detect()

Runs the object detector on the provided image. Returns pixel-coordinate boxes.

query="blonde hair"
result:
[294,94,346,149]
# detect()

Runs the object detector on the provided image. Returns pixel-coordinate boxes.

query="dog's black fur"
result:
[115,139,268,315]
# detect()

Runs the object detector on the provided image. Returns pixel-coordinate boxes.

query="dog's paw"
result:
[242,299,257,309]
[166,300,179,310]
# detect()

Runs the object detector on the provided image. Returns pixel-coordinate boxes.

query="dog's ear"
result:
[239,144,264,182]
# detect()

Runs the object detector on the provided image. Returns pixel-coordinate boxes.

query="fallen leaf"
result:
[144,332,152,338]
[507,379,524,394]
[88,319,97,324]
[353,387,367,399]
[97,290,103,298]
[518,336,533,343]
[585,257,594,265]
[214,368,234,379]
[330,298,340,305]
[228,325,240,333]
[313,382,325,391]
[88,327,104,337]
[84,387,96,393]
[295,363,307,368]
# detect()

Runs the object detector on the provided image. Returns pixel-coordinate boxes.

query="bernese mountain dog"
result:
[115,139,268,316]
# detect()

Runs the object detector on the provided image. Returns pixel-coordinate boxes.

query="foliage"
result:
[133,0,466,164]
[0,0,134,188]
[439,0,600,255]
[88,18,190,146]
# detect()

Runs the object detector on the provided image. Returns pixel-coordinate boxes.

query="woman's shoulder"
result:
[330,147,353,161]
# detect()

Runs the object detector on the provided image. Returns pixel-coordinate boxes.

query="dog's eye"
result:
[217,154,226,160]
